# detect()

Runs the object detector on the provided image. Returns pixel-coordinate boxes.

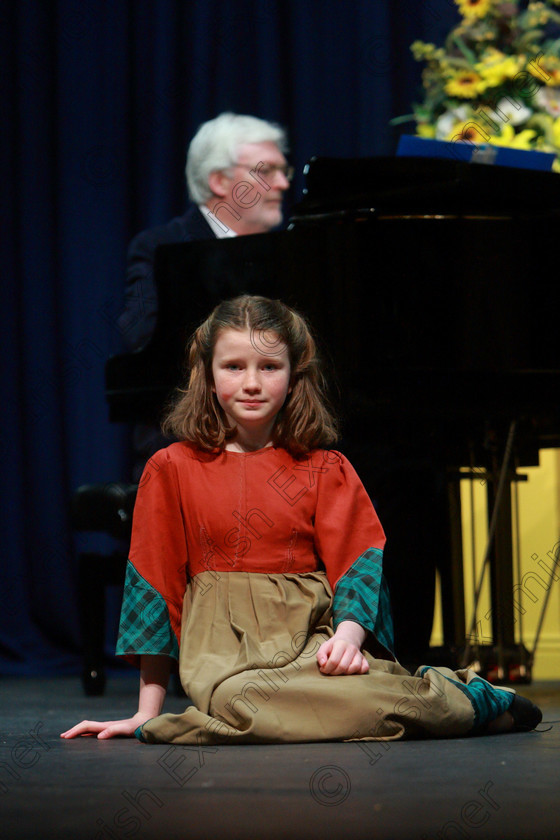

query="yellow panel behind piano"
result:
[430,449,560,680]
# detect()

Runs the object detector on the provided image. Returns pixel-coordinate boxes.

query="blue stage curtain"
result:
[1,0,459,674]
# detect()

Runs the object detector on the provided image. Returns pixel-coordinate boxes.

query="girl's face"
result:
[211,327,292,448]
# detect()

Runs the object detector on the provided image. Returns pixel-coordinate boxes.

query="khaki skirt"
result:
[137,571,513,745]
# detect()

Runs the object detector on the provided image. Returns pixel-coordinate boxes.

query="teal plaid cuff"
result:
[116,561,179,660]
[419,668,514,729]
[333,548,394,656]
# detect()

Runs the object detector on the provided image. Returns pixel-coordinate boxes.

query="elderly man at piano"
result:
[118,112,292,352]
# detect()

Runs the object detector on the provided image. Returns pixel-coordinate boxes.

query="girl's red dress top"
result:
[117,442,388,664]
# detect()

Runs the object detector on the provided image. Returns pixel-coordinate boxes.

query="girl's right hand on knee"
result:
[60,712,148,740]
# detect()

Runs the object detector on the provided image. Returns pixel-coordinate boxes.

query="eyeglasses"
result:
[230,163,295,182]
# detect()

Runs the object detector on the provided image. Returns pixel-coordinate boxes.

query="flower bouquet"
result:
[394,0,560,170]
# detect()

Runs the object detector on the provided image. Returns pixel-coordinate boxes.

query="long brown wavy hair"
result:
[162,295,339,456]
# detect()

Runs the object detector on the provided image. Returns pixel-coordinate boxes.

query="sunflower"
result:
[455,0,495,19]
[444,70,487,98]
[446,121,492,144]
[528,54,560,86]
[475,54,525,87]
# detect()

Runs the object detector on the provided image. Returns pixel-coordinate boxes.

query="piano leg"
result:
[487,468,516,668]
[440,476,466,650]
[460,424,532,684]
[483,464,531,683]
[78,550,127,696]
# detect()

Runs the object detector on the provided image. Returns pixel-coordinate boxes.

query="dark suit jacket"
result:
[118,205,217,351]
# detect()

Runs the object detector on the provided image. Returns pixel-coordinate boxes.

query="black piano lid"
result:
[106,156,560,443]
[292,155,560,219]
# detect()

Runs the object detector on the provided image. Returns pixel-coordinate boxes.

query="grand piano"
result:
[106,156,560,682]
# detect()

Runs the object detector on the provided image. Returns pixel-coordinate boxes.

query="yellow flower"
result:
[552,117,560,148]
[528,54,560,87]
[526,2,552,26]
[445,121,491,144]
[479,47,506,62]
[455,0,494,19]
[411,41,437,61]
[444,70,487,98]
[411,41,446,65]
[417,124,436,139]
[475,55,525,88]
[487,124,537,148]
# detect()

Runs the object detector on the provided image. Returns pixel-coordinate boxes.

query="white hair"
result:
[186,112,289,204]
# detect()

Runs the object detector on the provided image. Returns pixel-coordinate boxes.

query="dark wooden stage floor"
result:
[1,675,559,840]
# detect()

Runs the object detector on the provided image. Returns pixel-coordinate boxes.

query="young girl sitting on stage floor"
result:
[62,295,542,745]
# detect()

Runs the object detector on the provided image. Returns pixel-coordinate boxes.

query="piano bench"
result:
[71,483,138,696]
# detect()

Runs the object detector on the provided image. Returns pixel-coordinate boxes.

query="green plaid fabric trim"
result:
[420,668,514,729]
[333,547,395,655]
[116,561,179,660]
